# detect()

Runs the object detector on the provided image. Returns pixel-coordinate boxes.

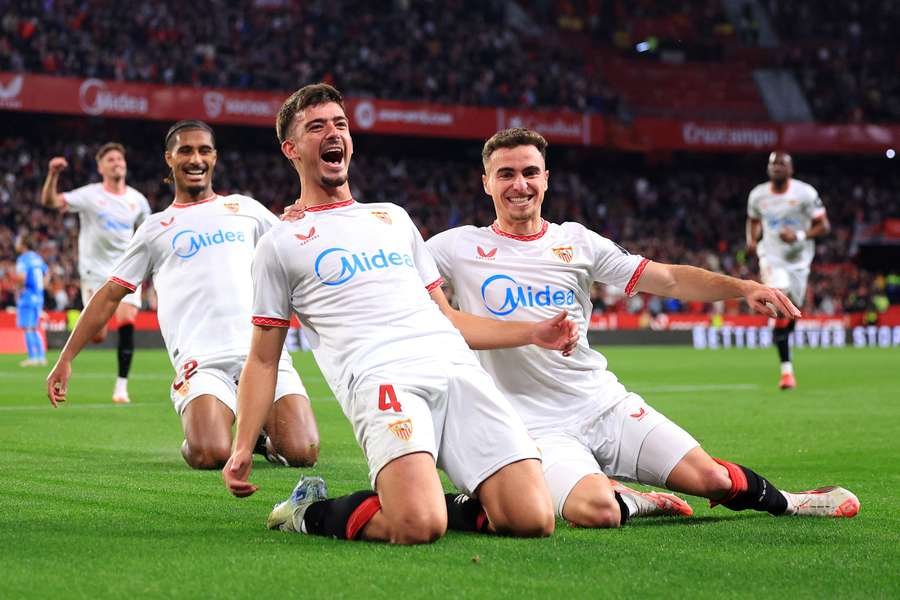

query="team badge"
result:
[476,246,497,260]
[552,245,574,263]
[371,211,392,225]
[223,201,240,214]
[388,418,413,441]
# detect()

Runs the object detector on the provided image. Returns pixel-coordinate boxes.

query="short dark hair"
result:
[276,83,345,143]
[95,142,125,163]
[481,128,548,170]
[165,120,215,151]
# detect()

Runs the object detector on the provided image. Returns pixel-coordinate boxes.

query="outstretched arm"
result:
[634,261,800,319]
[223,324,286,498]
[46,281,129,406]
[40,157,68,209]
[429,287,578,355]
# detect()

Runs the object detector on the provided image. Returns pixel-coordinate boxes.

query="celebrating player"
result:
[41,143,151,403]
[425,128,858,528]
[15,233,48,367]
[746,151,830,389]
[46,121,319,470]
[223,84,583,545]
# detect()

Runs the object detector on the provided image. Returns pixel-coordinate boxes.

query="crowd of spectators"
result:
[766,0,900,123]
[2,128,896,319]
[0,0,617,114]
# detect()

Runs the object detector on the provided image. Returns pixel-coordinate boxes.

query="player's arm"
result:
[429,286,578,355]
[40,157,69,209]
[633,261,801,319]
[745,217,762,255]
[46,281,130,407]
[223,324,286,498]
[780,213,831,243]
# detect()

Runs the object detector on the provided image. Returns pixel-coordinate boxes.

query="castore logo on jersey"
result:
[314,247,415,286]
[481,274,577,316]
[172,229,247,258]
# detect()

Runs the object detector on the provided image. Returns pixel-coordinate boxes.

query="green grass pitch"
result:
[1,346,897,598]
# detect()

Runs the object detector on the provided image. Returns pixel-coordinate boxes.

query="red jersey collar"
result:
[490,220,549,241]
[304,198,355,212]
[171,194,218,208]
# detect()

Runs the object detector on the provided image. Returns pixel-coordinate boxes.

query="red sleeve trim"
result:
[109,277,137,292]
[425,277,444,292]
[251,316,291,328]
[624,258,650,297]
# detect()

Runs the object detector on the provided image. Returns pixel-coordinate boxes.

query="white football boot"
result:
[782,486,860,517]
[611,480,694,518]
[267,476,329,532]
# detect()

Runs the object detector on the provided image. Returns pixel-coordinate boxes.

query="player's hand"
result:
[281,200,306,222]
[48,157,68,174]
[531,311,579,356]
[223,450,258,498]
[778,227,798,243]
[745,284,801,319]
[46,359,72,407]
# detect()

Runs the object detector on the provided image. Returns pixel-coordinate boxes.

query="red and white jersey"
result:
[62,183,151,280]
[747,178,825,267]
[110,194,279,368]
[250,200,476,398]
[427,220,647,433]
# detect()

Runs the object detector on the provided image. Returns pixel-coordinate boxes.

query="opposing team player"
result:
[426,128,859,528]
[746,151,830,389]
[223,84,581,545]
[41,143,151,403]
[15,233,48,367]
[46,121,319,470]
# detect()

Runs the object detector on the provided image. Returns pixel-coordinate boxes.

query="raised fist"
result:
[48,156,68,174]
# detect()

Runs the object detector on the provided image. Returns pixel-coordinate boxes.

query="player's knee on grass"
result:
[386,509,447,545]
[666,448,733,499]
[181,439,230,470]
[267,435,319,468]
[563,494,621,529]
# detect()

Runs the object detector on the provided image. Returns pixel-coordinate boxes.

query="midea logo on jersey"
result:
[98,212,133,232]
[314,247,414,286]
[481,274,576,316]
[172,229,246,258]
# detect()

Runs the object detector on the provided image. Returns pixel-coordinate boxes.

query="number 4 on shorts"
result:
[378,384,402,412]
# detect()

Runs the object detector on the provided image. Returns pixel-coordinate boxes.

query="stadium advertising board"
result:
[3,73,899,152]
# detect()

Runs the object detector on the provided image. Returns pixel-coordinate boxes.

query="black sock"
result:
[614,492,630,524]
[773,320,795,363]
[445,493,489,533]
[117,324,135,378]
[716,459,788,515]
[302,491,379,539]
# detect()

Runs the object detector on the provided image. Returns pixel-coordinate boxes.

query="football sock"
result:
[773,319,795,364]
[780,361,794,375]
[117,324,135,378]
[301,491,380,539]
[444,493,489,533]
[712,458,788,515]
[34,330,45,359]
[613,492,632,525]
[24,330,37,359]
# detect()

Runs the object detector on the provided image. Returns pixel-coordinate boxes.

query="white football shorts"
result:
[342,361,540,496]
[83,276,142,309]
[169,353,307,415]
[759,258,810,308]
[537,392,698,517]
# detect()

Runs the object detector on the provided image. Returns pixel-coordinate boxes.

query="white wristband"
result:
[795,230,807,242]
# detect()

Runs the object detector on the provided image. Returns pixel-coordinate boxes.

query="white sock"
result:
[115,377,128,392]
[780,362,794,375]
[781,491,796,515]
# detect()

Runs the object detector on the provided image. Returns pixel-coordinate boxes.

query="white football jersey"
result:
[427,220,647,433]
[747,178,825,267]
[250,200,477,399]
[62,183,151,280]
[110,194,279,368]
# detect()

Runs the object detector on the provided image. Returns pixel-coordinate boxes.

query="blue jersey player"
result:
[15,234,48,367]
